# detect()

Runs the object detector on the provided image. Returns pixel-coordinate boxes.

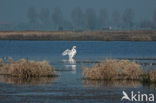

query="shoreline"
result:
[0,30,155,41]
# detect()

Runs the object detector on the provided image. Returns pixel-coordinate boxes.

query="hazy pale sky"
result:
[0,0,155,23]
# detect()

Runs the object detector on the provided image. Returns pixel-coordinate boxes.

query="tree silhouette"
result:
[71,7,84,30]
[27,7,38,26]
[85,8,97,30]
[139,19,153,30]
[112,10,121,28]
[122,8,135,29]
[153,9,156,29]
[98,8,108,28]
[39,8,50,25]
[52,7,64,30]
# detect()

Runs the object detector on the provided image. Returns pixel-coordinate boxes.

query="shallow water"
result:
[0,40,156,103]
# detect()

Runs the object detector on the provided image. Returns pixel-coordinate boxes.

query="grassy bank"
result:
[0,57,56,78]
[83,59,156,83]
[0,30,156,41]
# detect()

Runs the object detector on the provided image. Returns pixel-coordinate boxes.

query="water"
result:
[0,40,156,103]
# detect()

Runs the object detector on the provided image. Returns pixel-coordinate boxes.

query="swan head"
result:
[73,46,76,49]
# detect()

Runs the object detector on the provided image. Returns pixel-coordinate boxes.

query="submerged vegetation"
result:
[83,59,156,83]
[0,57,56,78]
[83,80,141,88]
[0,75,56,85]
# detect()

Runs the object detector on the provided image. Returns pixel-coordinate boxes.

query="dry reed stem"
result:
[83,59,143,80]
[149,70,156,83]
[0,57,56,78]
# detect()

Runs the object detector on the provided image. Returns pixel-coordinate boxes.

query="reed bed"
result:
[83,59,144,80]
[149,70,156,82]
[83,59,156,84]
[141,69,156,83]
[0,57,56,78]
[0,30,155,41]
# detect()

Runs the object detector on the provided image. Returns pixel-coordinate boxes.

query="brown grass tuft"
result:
[83,59,143,80]
[0,58,56,78]
[142,69,156,83]
[149,70,156,82]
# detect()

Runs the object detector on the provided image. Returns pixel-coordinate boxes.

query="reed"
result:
[0,57,56,78]
[141,69,156,83]
[0,30,155,41]
[149,70,156,82]
[83,59,143,80]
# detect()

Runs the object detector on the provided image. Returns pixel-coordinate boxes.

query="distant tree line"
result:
[0,7,156,31]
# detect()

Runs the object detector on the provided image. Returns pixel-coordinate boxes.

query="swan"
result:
[62,46,77,60]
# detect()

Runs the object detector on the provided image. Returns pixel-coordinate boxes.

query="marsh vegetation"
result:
[83,59,156,84]
[0,41,156,103]
[0,57,56,78]
[0,30,155,41]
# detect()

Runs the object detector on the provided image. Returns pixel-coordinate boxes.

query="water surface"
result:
[0,40,156,103]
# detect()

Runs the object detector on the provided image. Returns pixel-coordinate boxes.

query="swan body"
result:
[62,46,77,60]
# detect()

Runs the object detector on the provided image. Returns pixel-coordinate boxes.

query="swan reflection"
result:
[63,58,77,73]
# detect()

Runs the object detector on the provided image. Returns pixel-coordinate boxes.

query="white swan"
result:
[62,46,77,60]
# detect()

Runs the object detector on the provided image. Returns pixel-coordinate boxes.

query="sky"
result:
[0,0,156,23]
